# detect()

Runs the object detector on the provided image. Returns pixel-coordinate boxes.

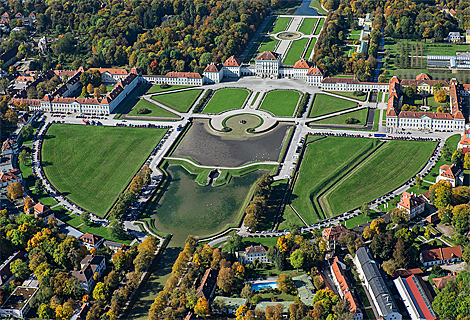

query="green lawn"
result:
[278,205,305,230]
[312,108,368,126]
[41,124,166,217]
[272,17,291,34]
[259,37,278,53]
[425,96,445,112]
[378,92,383,102]
[372,110,380,131]
[343,211,381,229]
[284,38,309,65]
[147,84,192,94]
[259,90,300,117]
[304,38,316,59]
[128,99,179,117]
[61,214,82,228]
[79,223,132,244]
[290,137,377,224]
[202,88,250,114]
[245,37,264,63]
[309,0,327,14]
[308,94,359,117]
[321,140,436,217]
[313,19,324,35]
[423,134,460,182]
[299,18,317,34]
[151,89,202,113]
[324,91,368,102]
[348,33,360,40]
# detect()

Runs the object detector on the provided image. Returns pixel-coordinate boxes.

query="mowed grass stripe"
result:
[272,17,291,34]
[313,108,368,125]
[147,85,193,94]
[259,90,300,117]
[299,18,317,34]
[321,140,436,216]
[259,37,278,53]
[151,89,202,113]
[308,94,359,117]
[203,88,250,114]
[284,38,308,65]
[304,38,316,59]
[42,124,166,217]
[290,137,376,224]
[314,19,324,35]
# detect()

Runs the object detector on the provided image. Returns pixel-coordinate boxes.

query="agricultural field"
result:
[150,165,266,244]
[203,88,250,114]
[289,137,377,224]
[151,89,202,113]
[271,17,291,34]
[298,18,317,34]
[308,94,358,117]
[41,124,166,217]
[385,40,468,56]
[128,99,179,118]
[312,108,369,126]
[259,90,300,117]
[284,38,309,65]
[320,140,436,216]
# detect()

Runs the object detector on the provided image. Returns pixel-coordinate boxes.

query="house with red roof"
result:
[237,245,270,264]
[222,56,242,78]
[420,246,463,267]
[457,132,470,153]
[322,225,348,250]
[255,51,281,78]
[203,63,224,84]
[79,232,104,250]
[33,202,53,220]
[394,275,437,320]
[0,169,22,187]
[435,164,464,187]
[396,192,426,218]
[431,274,457,290]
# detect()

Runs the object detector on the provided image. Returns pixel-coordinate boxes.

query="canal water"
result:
[294,0,319,15]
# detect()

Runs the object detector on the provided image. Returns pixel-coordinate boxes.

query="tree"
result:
[438,205,453,224]
[34,179,43,195]
[313,275,324,290]
[5,109,18,126]
[55,302,74,320]
[434,88,447,103]
[382,259,398,276]
[7,182,23,200]
[429,181,453,208]
[277,273,294,294]
[18,149,29,166]
[441,145,452,161]
[361,203,371,218]
[24,197,34,213]
[81,86,88,97]
[390,207,409,225]
[451,204,470,234]
[415,174,422,190]
[194,296,210,317]
[108,219,125,239]
[87,83,94,95]
[38,304,54,319]
[289,249,305,271]
[80,211,91,226]
[236,305,249,320]
[93,87,100,98]
[451,149,464,167]
[22,124,33,141]
[217,267,234,294]
[403,86,415,98]
[241,284,253,300]
[378,74,386,83]
[93,282,107,302]
[10,259,29,279]
[99,84,107,94]
[464,153,470,170]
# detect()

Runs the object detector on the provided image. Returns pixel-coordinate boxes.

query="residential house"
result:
[322,225,348,250]
[435,164,464,187]
[447,32,461,43]
[0,286,39,319]
[237,245,269,264]
[396,192,426,218]
[196,268,218,301]
[0,169,22,187]
[420,246,463,267]
[457,132,470,154]
[33,202,53,220]
[394,275,437,320]
[79,233,104,250]
[2,138,18,156]
[431,274,457,290]
[222,56,242,78]
[0,251,28,286]
[212,297,247,315]
[330,257,363,320]
[71,255,106,293]
[354,247,402,320]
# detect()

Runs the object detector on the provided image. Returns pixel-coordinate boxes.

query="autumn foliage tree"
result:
[434,88,447,103]
[7,181,23,200]
[194,296,210,318]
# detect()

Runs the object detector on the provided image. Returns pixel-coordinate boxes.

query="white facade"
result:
[142,73,204,86]
[387,114,465,131]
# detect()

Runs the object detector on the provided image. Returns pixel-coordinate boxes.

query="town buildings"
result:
[0,251,27,286]
[322,225,348,250]
[237,245,269,264]
[396,192,426,218]
[79,232,105,250]
[70,255,106,293]
[420,246,463,267]
[393,275,437,320]
[435,164,464,187]
[196,268,218,300]
[0,286,39,319]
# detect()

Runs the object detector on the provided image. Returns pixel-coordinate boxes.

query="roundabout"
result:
[276,31,303,40]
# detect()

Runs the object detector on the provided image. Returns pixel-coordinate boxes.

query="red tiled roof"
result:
[397,111,457,119]
[397,192,425,211]
[432,274,457,289]
[439,164,463,180]
[89,67,128,75]
[80,232,104,246]
[15,76,35,82]
[322,225,347,241]
[421,246,462,263]
[331,258,361,315]
[165,72,202,79]
[322,77,360,84]
[256,51,278,61]
[416,73,431,81]
[203,63,222,72]
[293,58,311,69]
[245,245,266,255]
[400,79,448,87]
[223,56,242,67]
[392,268,424,278]
[307,67,323,76]
[0,169,21,184]
[403,275,437,320]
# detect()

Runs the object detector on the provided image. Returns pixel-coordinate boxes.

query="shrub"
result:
[345,117,359,124]
[160,83,170,89]
[136,108,151,114]
[353,90,365,96]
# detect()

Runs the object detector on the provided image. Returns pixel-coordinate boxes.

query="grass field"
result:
[202,88,250,114]
[321,140,436,216]
[259,37,278,53]
[313,19,324,35]
[372,110,380,131]
[272,17,291,34]
[259,90,300,117]
[309,0,327,14]
[150,165,265,244]
[304,38,316,59]
[284,38,309,65]
[312,108,369,125]
[308,94,358,117]
[41,124,166,217]
[325,91,368,102]
[151,89,202,113]
[422,134,460,182]
[299,18,317,34]
[290,137,377,224]
[278,205,305,230]
[147,85,192,94]
[128,99,179,117]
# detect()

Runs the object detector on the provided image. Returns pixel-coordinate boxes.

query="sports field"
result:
[272,17,291,34]
[312,108,368,125]
[320,140,436,216]
[41,124,166,217]
[128,99,179,118]
[284,38,309,65]
[151,89,202,113]
[308,94,358,117]
[290,137,377,224]
[299,18,317,34]
[203,88,250,114]
[259,90,300,117]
